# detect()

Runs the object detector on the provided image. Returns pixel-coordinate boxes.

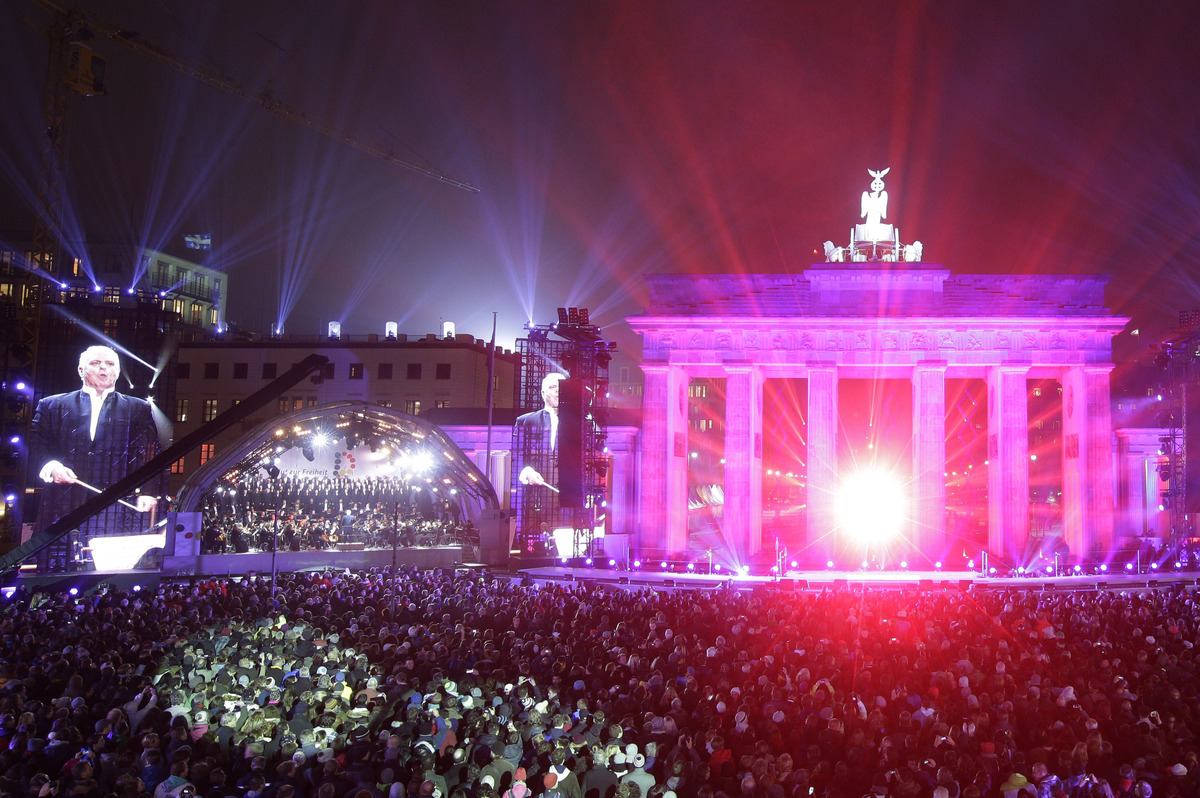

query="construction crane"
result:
[33,0,481,192]
[0,1,478,547]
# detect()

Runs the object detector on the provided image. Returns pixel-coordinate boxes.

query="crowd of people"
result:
[200,474,474,554]
[1,568,1198,798]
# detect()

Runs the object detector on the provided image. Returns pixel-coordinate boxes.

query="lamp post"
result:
[264,464,280,600]
[390,498,400,620]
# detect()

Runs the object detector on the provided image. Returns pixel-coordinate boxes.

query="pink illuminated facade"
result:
[628,265,1129,567]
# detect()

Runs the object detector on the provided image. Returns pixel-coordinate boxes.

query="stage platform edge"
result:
[513,566,1200,592]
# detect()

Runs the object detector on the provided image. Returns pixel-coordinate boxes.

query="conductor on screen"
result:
[31,344,161,533]
[516,372,564,489]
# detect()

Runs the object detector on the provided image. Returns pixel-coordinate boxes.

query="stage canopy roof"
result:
[174,401,499,513]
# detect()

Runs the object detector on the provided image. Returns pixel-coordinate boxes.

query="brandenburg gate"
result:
[627,170,1129,567]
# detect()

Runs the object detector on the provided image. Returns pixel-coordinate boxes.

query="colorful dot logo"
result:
[333,450,356,477]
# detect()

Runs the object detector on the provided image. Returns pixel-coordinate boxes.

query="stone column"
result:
[639,364,690,555]
[807,364,839,564]
[724,364,765,559]
[912,362,947,565]
[1062,365,1116,557]
[987,365,1030,565]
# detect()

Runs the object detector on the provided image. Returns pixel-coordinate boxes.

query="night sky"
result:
[2,0,1199,353]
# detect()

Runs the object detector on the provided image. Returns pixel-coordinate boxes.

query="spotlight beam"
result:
[44,305,158,373]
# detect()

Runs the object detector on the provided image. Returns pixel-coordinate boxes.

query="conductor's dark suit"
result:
[31,389,160,535]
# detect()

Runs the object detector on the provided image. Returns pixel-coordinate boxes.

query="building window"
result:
[407,363,422,380]
[378,363,393,380]
[405,399,421,415]
[378,399,393,408]
[233,362,248,379]
[204,362,219,379]
[103,318,119,337]
[172,298,184,315]
[435,399,450,409]
[177,362,191,379]
[292,398,304,411]
[436,363,451,380]
[306,397,318,408]
[175,398,189,423]
[322,363,335,381]
[203,398,219,422]
[689,384,708,399]
[349,363,364,380]
[263,363,277,379]
[170,457,186,475]
[190,303,203,326]
[278,397,289,414]
[199,443,214,465]
[208,307,218,326]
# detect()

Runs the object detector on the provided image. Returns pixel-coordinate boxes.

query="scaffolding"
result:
[1156,311,1200,547]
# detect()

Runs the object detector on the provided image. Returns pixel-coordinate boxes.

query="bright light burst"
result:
[836,469,907,545]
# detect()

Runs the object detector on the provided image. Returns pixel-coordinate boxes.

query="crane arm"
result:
[35,0,480,193]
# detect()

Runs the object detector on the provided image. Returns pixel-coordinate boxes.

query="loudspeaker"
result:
[558,377,584,509]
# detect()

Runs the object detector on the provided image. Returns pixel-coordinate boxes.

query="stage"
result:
[162,545,464,578]
[512,565,1200,593]
[10,547,1199,596]
[9,544,465,593]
